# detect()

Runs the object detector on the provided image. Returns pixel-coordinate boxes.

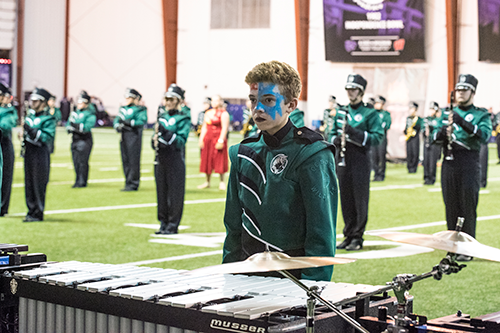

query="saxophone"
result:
[404,116,418,141]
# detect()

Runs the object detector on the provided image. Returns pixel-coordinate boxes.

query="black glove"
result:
[453,111,479,135]
[161,129,174,142]
[23,123,30,131]
[345,124,365,145]
[333,136,341,148]
[123,119,132,126]
[69,121,78,129]
[26,127,38,139]
[435,126,448,141]
[115,124,123,133]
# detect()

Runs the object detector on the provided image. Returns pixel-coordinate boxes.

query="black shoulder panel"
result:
[293,127,325,144]
[241,132,262,144]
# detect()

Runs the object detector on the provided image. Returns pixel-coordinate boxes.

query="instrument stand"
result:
[278,269,370,333]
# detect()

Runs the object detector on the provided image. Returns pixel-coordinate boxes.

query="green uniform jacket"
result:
[50,107,62,124]
[330,103,384,147]
[0,104,18,139]
[25,108,56,146]
[154,108,191,150]
[404,116,424,136]
[223,122,338,281]
[180,105,191,121]
[290,108,305,127]
[67,104,96,133]
[433,105,492,151]
[379,110,392,132]
[113,105,148,129]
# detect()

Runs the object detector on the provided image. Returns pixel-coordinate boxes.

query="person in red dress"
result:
[198,95,230,190]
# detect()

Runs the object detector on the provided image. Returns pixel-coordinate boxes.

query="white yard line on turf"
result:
[123,250,223,266]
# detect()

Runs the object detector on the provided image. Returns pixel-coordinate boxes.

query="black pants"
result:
[1,136,14,215]
[336,143,370,239]
[423,143,441,184]
[120,128,142,190]
[406,135,420,173]
[155,146,185,233]
[71,135,93,187]
[25,143,50,220]
[441,149,480,238]
[496,135,500,161]
[372,136,387,180]
[479,143,488,188]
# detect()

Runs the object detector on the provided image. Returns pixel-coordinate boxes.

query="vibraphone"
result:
[7,261,402,333]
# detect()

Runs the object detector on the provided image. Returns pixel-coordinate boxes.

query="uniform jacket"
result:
[67,104,96,134]
[0,104,18,139]
[25,108,56,147]
[153,108,191,151]
[378,109,392,132]
[113,104,148,129]
[290,108,305,127]
[404,116,424,135]
[223,120,338,281]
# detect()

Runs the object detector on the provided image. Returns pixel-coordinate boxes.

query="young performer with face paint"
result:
[222,61,338,281]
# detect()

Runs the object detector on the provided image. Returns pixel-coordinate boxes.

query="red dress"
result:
[200,108,228,174]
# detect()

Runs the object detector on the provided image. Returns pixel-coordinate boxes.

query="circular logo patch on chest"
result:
[354,114,363,122]
[168,118,176,126]
[34,118,41,125]
[270,154,288,175]
[465,114,474,122]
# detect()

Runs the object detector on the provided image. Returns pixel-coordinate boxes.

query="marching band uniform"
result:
[290,108,305,127]
[0,84,17,216]
[332,74,383,251]
[113,88,148,191]
[67,91,96,188]
[372,95,392,181]
[153,85,191,235]
[322,96,338,142]
[433,74,492,261]
[404,102,423,173]
[423,102,441,185]
[47,96,61,154]
[23,88,56,222]
[494,112,500,163]
[223,120,337,281]
[479,142,488,188]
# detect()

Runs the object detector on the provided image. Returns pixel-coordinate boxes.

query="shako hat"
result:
[375,95,386,104]
[345,74,367,91]
[409,101,419,109]
[125,88,142,99]
[429,101,439,110]
[455,74,478,92]
[30,87,52,101]
[165,84,185,100]
[78,90,91,103]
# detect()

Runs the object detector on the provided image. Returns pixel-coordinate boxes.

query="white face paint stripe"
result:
[242,208,261,235]
[242,223,283,252]
[239,182,262,205]
[237,154,266,184]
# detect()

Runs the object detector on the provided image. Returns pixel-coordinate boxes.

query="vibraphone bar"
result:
[8,261,402,333]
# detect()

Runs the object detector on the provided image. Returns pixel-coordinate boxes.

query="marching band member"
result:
[66,90,96,188]
[113,88,148,191]
[223,60,338,281]
[404,102,423,173]
[371,95,391,181]
[322,95,338,142]
[333,74,383,251]
[433,74,492,261]
[153,84,191,235]
[0,83,16,216]
[423,102,441,185]
[23,88,56,222]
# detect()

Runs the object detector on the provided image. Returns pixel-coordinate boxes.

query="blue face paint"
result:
[256,83,285,120]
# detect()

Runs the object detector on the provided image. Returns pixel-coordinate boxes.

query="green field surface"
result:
[2,127,500,320]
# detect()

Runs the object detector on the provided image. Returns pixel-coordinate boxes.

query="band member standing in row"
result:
[404,102,423,173]
[153,85,191,235]
[372,95,392,181]
[223,60,338,281]
[433,74,492,261]
[493,110,500,164]
[321,95,337,142]
[0,84,17,216]
[333,74,383,251]
[47,95,62,154]
[23,88,56,222]
[423,102,441,185]
[67,90,96,188]
[113,88,148,191]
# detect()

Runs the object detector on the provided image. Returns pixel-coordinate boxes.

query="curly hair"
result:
[245,60,302,103]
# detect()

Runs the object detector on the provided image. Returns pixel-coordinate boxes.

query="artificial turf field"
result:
[2,126,500,321]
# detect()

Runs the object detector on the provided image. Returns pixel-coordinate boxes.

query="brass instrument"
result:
[404,116,418,141]
[492,124,500,137]
[19,100,29,157]
[152,105,162,164]
[240,109,253,137]
[337,105,348,167]
[424,118,430,148]
[444,91,454,161]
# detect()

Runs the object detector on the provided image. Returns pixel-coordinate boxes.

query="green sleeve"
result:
[222,146,243,263]
[55,108,62,122]
[132,106,148,127]
[477,112,492,144]
[39,117,56,143]
[384,111,392,130]
[181,105,191,119]
[113,113,122,128]
[290,109,305,127]
[416,117,424,130]
[82,113,96,132]
[366,110,384,146]
[0,108,18,132]
[297,148,337,281]
[173,117,191,150]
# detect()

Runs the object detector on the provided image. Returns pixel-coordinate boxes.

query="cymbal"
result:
[373,230,500,262]
[185,251,355,275]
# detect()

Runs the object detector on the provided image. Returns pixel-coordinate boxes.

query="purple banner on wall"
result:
[323,0,425,63]
[478,0,500,62]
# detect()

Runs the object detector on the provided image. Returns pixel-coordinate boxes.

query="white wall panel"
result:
[23,0,66,98]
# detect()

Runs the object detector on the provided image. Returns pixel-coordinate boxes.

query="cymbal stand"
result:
[278,270,370,333]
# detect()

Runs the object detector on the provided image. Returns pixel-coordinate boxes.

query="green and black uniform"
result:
[322,108,337,142]
[290,108,305,127]
[24,108,56,220]
[329,102,383,242]
[113,104,148,190]
[67,104,96,187]
[432,104,492,237]
[423,114,441,185]
[48,106,62,154]
[494,112,500,163]
[152,107,191,234]
[0,103,17,215]
[372,109,392,181]
[223,120,338,281]
[404,116,424,173]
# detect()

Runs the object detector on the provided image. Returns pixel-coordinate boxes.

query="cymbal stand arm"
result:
[278,270,370,333]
